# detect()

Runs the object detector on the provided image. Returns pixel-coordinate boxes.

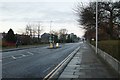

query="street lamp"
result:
[96,0,98,54]
[49,21,53,48]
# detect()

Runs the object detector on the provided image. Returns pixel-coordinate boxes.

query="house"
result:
[41,33,50,43]
[69,33,78,42]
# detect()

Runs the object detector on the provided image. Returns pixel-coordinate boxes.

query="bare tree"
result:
[51,30,59,36]
[59,29,68,43]
[32,27,37,38]
[36,22,43,40]
[74,1,120,40]
[59,29,68,35]
[25,24,32,37]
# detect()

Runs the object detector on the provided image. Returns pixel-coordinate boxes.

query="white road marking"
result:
[11,56,16,60]
[17,54,29,59]
[27,52,34,55]
[43,67,51,73]
[17,56,23,59]
[22,54,26,57]
[0,60,2,62]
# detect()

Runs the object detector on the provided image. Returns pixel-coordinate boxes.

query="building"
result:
[41,33,50,43]
[70,33,78,42]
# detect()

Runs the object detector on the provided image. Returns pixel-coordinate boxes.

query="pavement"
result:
[58,42,119,79]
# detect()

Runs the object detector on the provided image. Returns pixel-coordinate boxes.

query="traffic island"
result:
[47,43,61,49]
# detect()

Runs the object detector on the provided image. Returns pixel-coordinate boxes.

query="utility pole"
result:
[96,0,98,54]
[50,21,52,34]
[49,21,53,48]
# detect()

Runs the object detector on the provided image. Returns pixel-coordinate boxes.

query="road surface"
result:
[2,43,80,78]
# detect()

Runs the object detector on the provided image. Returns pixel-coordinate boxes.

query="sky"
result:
[0,0,94,37]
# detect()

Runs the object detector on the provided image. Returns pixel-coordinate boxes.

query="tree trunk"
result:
[109,11,114,39]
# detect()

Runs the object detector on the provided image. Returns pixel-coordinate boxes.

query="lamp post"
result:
[96,0,98,54]
[49,21,53,48]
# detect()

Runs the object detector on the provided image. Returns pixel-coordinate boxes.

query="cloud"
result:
[0,2,76,23]
[0,0,78,2]
[0,1,85,37]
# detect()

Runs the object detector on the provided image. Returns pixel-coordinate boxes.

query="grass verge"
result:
[91,40,120,61]
[2,43,49,50]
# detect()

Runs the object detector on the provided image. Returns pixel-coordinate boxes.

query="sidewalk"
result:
[58,42,119,79]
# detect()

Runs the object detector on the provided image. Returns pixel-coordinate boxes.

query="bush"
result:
[2,41,15,47]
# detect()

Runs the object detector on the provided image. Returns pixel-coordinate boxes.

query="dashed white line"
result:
[22,54,26,57]
[27,52,34,55]
[17,56,23,59]
[11,56,16,60]
[17,54,29,59]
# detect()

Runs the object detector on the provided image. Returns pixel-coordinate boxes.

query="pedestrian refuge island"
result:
[48,43,60,49]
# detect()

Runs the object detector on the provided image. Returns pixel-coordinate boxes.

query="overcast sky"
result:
[0,0,94,37]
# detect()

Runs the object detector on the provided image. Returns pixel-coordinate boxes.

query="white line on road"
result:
[17,56,24,59]
[17,54,29,59]
[27,52,34,55]
[0,60,2,62]
[22,54,26,57]
[11,56,16,60]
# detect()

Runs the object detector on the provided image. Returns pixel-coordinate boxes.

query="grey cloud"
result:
[0,2,76,24]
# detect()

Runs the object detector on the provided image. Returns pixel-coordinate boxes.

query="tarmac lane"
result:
[2,43,81,79]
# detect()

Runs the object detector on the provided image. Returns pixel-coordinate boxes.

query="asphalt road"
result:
[2,43,80,78]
